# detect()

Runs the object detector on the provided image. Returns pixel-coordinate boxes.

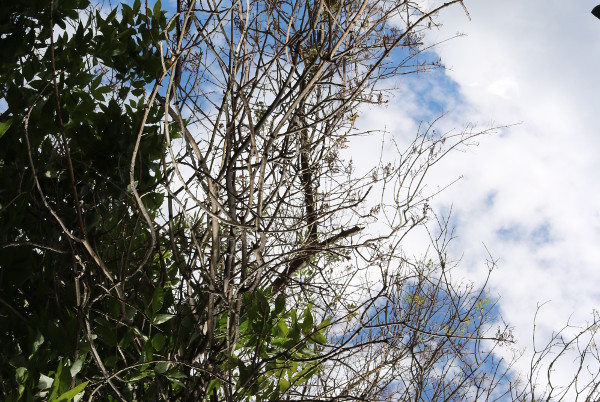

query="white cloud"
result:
[344,0,600,394]
[487,76,520,99]
[400,0,600,392]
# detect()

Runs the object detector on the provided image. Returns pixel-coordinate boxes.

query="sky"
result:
[355,0,600,391]
[435,0,600,333]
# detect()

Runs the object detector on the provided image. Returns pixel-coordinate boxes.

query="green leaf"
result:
[53,381,89,402]
[153,313,174,325]
[70,355,86,377]
[91,85,112,100]
[15,367,28,384]
[138,343,153,371]
[31,331,45,355]
[0,118,13,138]
[105,7,118,23]
[278,378,290,393]
[128,371,153,382]
[152,286,164,314]
[165,367,187,386]
[238,361,253,386]
[104,355,117,369]
[90,75,102,90]
[273,295,286,316]
[154,361,170,374]
[312,331,328,345]
[207,378,221,396]
[48,363,63,401]
[165,368,186,379]
[301,307,313,334]
[110,43,127,56]
[121,3,133,20]
[153,0,162,18]
[38,373,54,390]
[277,319,289,336]
[151,333,166,351]
[316,318,331,331]
[294,365,319,385]
[124,304,138,322]
[49,360,72,401]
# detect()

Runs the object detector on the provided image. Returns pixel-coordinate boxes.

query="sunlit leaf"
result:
[53,381,89,402]
[153,313,174,325]
[0,118,13,138]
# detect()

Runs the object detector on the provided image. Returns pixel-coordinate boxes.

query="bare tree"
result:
[148,0,521,400]
[151,0,600,399]
[507,306,600,402]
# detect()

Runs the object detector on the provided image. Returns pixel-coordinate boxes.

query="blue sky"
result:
[350,0,600,391]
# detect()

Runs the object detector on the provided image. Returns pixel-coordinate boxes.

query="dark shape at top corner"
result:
[593,5,600,19]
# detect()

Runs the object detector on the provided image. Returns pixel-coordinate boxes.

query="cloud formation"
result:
[404,0,600,386]
[346,1,600,392]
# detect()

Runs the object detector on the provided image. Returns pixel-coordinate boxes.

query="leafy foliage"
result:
[0,0,172,399]
[0,1,327,400]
